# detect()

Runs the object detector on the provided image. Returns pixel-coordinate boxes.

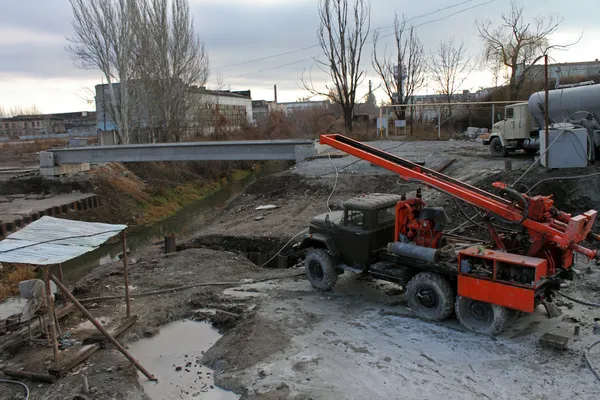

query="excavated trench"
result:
[178,235,305,269]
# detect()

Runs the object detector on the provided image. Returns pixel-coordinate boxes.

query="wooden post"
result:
[57,263,67,304]
[164,235,176,254]
[49,274,157,381]
[122,231,131,318]
[44,266,60,366]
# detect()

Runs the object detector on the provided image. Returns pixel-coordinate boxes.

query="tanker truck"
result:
[484,82,600,159]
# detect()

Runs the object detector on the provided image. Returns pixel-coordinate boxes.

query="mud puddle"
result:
[0,296,26,319]
[129,320,238,400]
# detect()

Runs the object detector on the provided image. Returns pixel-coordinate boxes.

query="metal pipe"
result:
[382,100,526,108]
[387,242,441,263]
[437,106,441,138]
[122,231,131,318]
[492,104,495,128]
[49,274,157,381]
[379,105,383,137]
[545,54,550,167]
[44,266,60,366]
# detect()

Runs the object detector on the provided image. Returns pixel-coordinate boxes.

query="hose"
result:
[554,291,600,382]
[555,291,600,307]
[0,379,30,400]
[586,340,600,382]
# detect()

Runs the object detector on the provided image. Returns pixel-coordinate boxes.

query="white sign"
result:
[395,120,406,128]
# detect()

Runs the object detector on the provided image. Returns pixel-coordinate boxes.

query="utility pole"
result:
[544,54,549,167]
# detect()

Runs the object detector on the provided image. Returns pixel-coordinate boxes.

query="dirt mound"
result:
[203,314,290,373]
[474,166,600,214]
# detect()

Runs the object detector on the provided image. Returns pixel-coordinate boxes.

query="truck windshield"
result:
[346,210,365,228]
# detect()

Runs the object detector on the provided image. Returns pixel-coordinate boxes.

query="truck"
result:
[484,82,600,158]
[298,134,600,335]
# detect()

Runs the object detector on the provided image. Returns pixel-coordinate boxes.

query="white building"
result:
[516,60,600,83]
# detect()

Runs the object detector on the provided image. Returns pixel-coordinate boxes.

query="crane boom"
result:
[319,134,600,263]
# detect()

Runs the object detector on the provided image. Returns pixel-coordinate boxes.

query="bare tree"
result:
[372,13,426,121]
[429,39,474,125]
[137,0,209,142]
[68,0,141,144]
[429,39,473,103]
[476,0,581,100]
[300,0,370,133]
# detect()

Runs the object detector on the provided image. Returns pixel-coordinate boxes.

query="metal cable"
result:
[327,154,339,212]
[0,379,30,400]
[554,292,600,382]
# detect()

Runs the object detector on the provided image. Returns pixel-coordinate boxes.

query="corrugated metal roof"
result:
[0,216,127,265]
[343,193,404,211]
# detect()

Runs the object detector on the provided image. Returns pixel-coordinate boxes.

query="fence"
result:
[377,101,526,138]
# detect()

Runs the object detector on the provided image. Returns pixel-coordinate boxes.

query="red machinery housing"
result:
[320,133,600,312]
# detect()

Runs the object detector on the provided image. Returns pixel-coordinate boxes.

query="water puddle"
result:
[128,320,238,400]
[0,296,26,319]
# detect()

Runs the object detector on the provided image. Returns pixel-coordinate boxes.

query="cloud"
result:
[1,0,599,110]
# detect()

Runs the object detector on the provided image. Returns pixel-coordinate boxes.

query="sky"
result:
[0,0,598,113]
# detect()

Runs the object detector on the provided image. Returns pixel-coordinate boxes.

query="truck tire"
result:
[490,137,507,157]
[405,272,454,321]
[455,296,518,335]
[305,248,338,291]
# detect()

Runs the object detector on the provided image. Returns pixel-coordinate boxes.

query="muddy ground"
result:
[2,140,600,399]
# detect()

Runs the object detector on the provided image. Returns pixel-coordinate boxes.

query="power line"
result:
[213,45,320,70]
[218,0,498,80]
[212,0,484,71]
[224,57,316,79]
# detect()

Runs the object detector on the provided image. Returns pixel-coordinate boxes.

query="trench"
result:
[0,173,261,319]
[179,234,305,269]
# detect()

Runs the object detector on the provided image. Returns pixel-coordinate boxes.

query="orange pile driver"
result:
[311,134,600,333]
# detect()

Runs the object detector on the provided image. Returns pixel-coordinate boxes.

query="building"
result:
[251,100,288,122]
[516,60,600,84]
[279,100,330,113]
[95,83,253,142]
[0,112,95,140]
[52,111,97,136]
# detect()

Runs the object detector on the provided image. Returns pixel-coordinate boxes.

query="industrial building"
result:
[516,59,600,83]
[95,83,253,143]
[0,111,96,140]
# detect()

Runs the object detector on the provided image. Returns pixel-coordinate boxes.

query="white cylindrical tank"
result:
[528,83,600,128]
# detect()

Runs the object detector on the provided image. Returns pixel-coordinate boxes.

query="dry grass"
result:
[0,264,35,302]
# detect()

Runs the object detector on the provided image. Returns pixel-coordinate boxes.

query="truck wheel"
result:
[305,248,338,291]
[405,272,454,321]
[490,137,507,157]
[455,296,518,335]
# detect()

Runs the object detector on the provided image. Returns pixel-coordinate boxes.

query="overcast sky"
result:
[0,0,598,113]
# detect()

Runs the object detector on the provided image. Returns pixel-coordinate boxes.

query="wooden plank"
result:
[48,316,138,377]
[3,368,57,383]
[436,158,457,173]
[81,316,138,345]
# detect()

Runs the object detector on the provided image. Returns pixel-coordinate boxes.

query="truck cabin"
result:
[337,194,404,266]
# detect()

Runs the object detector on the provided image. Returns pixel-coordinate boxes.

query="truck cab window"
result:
[378,206,395,224]
[346,209,365,228]
[506,108,514,119]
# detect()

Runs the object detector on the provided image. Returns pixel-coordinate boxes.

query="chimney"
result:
[274,85,278,103]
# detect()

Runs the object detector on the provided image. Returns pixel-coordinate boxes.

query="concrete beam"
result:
[45,140,315,166]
